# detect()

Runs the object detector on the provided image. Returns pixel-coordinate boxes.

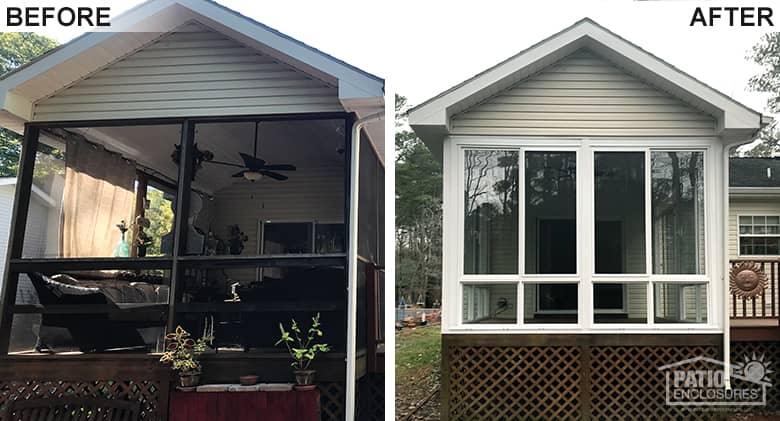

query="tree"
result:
[746,32,780,157]
[395,95,443,307]
[0,33,58,177]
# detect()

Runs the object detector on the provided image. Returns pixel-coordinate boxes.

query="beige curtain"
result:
[61,138,136,257]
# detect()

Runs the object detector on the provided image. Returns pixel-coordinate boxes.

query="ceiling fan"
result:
[206,122,297,182]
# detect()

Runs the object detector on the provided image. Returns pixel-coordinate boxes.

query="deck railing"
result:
[730,258,779,320]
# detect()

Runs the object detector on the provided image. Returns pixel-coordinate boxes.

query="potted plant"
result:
[275,313,330,390]
[160,326,212,389]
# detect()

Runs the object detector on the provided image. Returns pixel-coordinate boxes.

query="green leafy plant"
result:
[275,313,330,370]
[160,326,212,374]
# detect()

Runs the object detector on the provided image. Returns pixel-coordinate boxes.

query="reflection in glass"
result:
[654,283,707,323]
[525,152,577,274]
[463,150,519,274]
[593,283,647,323]
[651,151,705,274]
[594,152,645,274]
[523,283,578,324]
[462,284,517,324]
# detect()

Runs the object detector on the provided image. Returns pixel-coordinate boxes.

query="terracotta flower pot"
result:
[293,369,316,391]
[178,372,201,388]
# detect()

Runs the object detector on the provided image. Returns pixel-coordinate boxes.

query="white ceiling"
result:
[74,119,346,194]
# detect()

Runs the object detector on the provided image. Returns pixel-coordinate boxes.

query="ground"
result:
[394,324,441,420]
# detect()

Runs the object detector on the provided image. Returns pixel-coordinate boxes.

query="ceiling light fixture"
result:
[243,171,263,182]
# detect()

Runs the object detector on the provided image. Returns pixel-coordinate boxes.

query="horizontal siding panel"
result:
[33,104,345,121]
[55,79,324,96]
[451,127,716,137]
[452,49,715,137]
[488,96,684,106]
[76,70,302,86]
[474,103,698,114]
[460,111,712,122]
[455,119,714,129]
[42,87,336,105]
[33,23,341,121]
[128,46,252,59]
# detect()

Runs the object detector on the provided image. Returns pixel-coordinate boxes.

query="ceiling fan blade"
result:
[231,170,247,178]
[259,164,296,171]
[260,170,288,181]
[208,160,245,169]
[239,152,265,168]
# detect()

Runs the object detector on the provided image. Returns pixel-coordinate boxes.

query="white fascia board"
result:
[409,20,762,137]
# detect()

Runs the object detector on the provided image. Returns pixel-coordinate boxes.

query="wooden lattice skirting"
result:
[731,341,780,412]
[441,334,730,421]
[357,374,384,421]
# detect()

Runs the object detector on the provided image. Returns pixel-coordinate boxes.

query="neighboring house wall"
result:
[450,50,716,137]
[33,22,343,121]
[728,198,780,260]
[0,186,13,281]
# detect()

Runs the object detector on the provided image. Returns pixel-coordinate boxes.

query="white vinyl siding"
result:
[32,23,342,121]
[450,50,716,137]
[728,199,780,259]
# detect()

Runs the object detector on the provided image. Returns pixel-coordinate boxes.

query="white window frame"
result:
[737,213,780,258]
[442,136,722,334]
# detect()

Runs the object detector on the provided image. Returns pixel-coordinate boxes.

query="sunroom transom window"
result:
[456,143,712,330]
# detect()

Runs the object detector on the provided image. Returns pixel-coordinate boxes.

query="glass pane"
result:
[262,222,313,254]
[654,283,707,323]
[525,152,577,274]
[21,125,181,259]
[651,151,705,274]
[594,152,645,274]
[523,283,578,324]
[593,283,647,324]
[462,284,517,324]
[739,225,752,235]
[739,216,752,225]
[189,119,346,257]
[740,237,780,256]
[464,150,519,274]
[754,216,766,225]
[11,269,170,354]
[767,216,780,225]
[315,223,346,253]
[177,264,346,352]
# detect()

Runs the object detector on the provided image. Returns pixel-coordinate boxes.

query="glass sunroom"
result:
[409,18,768,421]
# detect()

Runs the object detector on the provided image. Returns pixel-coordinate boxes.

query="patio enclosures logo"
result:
[658,355,773,407]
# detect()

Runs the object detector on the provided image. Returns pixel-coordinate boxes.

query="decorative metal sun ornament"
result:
[730,262,768,299]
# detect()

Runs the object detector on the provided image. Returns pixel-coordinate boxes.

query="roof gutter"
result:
[345,111,384,421]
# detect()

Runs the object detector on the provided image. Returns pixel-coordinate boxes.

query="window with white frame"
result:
[739,215,780,256]
[456,144,711,329]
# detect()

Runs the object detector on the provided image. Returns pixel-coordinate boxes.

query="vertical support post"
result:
[366,263,378,373]
[167,120,195,332]
[0,125,40,353]
[580,344,591,421]
[343,116,354,256]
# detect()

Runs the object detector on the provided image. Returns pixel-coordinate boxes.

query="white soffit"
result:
[0,0,384,124]
[409,18,764,158]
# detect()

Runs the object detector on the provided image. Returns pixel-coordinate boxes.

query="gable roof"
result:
[0,0,384,131]
[730,157,780,188]
[408,18,766,160]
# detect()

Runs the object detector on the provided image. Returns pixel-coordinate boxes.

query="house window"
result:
[739,215,780,256]
[455,143,711,329]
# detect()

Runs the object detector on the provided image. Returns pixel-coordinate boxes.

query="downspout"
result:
[721,126,763,389]
[346,111,384,421]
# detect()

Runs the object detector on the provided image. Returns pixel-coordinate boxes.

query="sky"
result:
[27,0,779,125]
